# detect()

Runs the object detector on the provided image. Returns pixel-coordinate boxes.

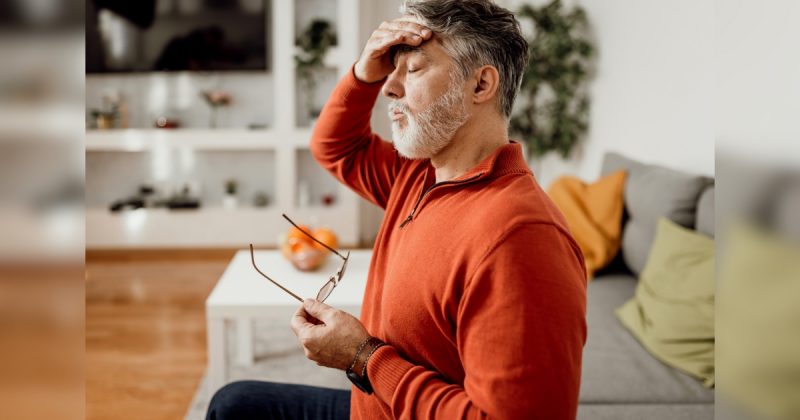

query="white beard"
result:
[388,80,469,160]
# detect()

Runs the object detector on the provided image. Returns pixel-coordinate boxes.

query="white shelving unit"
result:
[86,0,362,249]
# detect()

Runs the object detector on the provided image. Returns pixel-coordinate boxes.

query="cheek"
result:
[404,85,432,115]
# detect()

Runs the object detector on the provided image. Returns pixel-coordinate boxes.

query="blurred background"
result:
[0,1,84,420]
[0,0,797,419]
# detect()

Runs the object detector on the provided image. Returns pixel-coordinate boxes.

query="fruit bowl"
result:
[281,224,338,272]
[287,242,328,271]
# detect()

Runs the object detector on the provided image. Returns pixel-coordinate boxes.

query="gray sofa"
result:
[577,152,715,420]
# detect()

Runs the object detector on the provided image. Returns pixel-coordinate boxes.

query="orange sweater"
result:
[310,66,588,420]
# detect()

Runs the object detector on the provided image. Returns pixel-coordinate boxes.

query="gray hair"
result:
[400,0,529,119]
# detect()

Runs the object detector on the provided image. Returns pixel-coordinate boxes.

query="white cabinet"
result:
[86,0,362,249]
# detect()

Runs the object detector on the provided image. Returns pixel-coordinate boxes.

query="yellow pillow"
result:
[717,222,800,420]
[547,170,626,278]
[616,218,715,387]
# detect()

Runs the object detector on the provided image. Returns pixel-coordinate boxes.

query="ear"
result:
[470,65,500,107]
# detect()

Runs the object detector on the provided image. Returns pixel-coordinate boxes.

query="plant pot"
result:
[222,195,238,209]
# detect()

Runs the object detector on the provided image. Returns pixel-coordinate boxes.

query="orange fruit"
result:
[281,237,306,260]
[287,225,313,243]
[311,228,338,251]
[283,225,311,260]
[290,241,326,271]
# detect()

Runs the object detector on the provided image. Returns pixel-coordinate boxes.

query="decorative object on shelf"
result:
[109,183,155,212]
[295,19,337,121]
[166,184,201,210]
[322,192,336,207]
[109,197,145,212]
[107,181,202,212]
[281,222,339,272]
[223,179,239,209]
[510,0,594,160]
[89,89,128,129]
[154,116,181,129]
[253,191,270,208]
[201,89,233,128]
[91,110,116,129]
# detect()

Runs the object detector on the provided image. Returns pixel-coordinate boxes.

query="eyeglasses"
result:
[249,214,350,303]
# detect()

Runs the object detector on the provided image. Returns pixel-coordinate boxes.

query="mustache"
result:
[388,101,410,115]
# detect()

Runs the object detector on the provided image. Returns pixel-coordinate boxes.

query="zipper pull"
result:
[399,214,413,228]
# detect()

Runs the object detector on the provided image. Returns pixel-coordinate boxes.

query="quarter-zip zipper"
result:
[399,172,485,228]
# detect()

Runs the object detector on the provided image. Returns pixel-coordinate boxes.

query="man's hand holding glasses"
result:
[250,214,372,372]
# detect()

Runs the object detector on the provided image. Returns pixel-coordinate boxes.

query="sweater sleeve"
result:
[366,223,588,419]
[309,64,404,210]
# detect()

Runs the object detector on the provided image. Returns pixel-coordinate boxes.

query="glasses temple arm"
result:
[282,213,347,260]
[249,244,303,303]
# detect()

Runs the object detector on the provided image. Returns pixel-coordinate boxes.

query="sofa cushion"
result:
[547,170,627,278]
[580,274,715,404]
[578,403,714,420]
[696,186,715,238]
[600,152,712,275]
[616,218,715,387]
[716,222,800,420]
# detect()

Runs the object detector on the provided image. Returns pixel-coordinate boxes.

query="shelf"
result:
[296,148,340,207]
[85,129,314,151]
[86,206,358,248]
[84,0,364,249]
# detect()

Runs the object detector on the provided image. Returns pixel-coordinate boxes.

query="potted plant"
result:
[223,178,238,209]
[295,19,337,122]
[510,0,594,163]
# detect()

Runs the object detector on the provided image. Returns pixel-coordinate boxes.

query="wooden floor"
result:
[85,250,236,420]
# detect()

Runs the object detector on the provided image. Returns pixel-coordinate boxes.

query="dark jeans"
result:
[206,381,351,420]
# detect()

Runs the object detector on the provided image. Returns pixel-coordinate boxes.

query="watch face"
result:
[346,370,373,394]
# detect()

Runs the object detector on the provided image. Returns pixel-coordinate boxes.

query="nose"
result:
[381,67,404,99]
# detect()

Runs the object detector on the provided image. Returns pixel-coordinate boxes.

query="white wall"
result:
[716,0,800,165]
[499,0,716,188]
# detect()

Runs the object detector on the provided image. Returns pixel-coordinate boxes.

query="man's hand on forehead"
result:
[388,17,434,65]
[354,16,434,83]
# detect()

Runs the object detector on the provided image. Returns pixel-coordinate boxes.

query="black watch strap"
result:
[346,368,374,394]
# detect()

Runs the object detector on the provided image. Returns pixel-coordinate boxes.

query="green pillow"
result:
[717,222,800,420]
[616,217,715,387]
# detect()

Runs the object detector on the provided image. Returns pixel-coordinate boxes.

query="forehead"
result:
[391,38,445,65]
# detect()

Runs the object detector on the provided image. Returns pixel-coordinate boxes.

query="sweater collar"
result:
[430,140,532,183]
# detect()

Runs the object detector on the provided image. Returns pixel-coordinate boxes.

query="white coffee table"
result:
[205,249,372,397]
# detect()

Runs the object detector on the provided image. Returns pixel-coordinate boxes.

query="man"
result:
[207,1,587,418]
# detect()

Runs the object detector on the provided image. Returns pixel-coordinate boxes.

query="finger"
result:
[389,30,426,45]
[371,31,425,57]
[372,28,423,43]
[385,19,432,38]
[290,305,315,336]
[303,298,335,321]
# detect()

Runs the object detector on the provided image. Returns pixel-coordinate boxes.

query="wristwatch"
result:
[346,366,374,394]
[346,336,385,394]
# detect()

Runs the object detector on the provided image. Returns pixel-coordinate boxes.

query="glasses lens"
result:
[317,279,336,302]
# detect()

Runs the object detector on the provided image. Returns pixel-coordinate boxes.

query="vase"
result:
[222,194,238,209]
[209,106,218,129]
